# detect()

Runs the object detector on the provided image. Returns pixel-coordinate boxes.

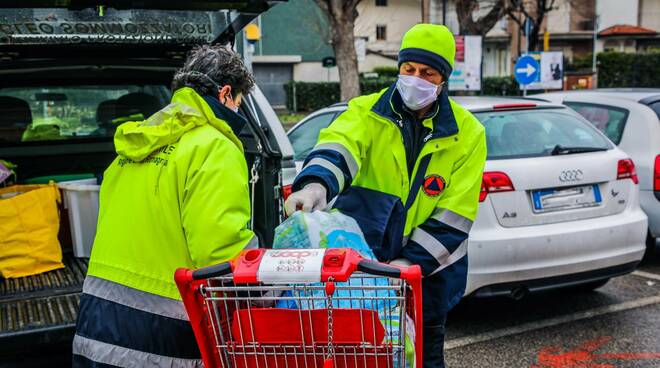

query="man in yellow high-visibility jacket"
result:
[285,24,487,367]
[73,45,257,367]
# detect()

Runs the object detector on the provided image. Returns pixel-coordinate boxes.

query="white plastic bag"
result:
[273,210,375,259]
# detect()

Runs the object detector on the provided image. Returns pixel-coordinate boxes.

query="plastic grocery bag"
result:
[0,184,64,278]
[273,210,395,310]
[273,209,374,257]
[273,210,414,366]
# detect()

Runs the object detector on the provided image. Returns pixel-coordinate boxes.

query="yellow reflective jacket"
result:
[88,87,255,300]
[293,85,486,319]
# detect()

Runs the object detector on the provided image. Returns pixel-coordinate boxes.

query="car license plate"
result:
[532,184,602,213]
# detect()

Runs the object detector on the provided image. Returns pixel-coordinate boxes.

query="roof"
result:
[598,24,657,37]
[536,89,660,103]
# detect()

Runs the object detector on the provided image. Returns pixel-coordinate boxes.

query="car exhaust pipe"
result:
[510,286,529,300]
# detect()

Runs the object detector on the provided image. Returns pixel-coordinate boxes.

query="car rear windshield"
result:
[0,8,230,46]
[0,86,170,143]
[564,102,629,144]
[475,108,611,160]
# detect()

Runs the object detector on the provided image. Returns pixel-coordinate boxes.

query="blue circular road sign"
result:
[515,55,540,85]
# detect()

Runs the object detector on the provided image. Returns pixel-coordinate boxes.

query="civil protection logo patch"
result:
[422,175,446,197]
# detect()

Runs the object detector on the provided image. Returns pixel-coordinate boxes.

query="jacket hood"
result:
[114,87,243,161]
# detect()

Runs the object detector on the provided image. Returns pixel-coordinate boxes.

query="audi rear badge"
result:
[559,169,583,182]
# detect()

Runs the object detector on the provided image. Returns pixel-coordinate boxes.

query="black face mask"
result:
[186,71,239,112]
[202,95,247,136]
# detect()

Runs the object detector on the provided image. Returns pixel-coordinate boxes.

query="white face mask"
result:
[396,74,443,111]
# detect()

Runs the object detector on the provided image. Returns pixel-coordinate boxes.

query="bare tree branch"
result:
[456,0,507,36]
[504,0,558,51]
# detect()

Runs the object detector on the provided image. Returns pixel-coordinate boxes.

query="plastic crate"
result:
[58,179,100,258]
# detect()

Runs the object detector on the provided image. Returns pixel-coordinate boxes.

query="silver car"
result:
[288,97,648,297]
[537,89,660,254]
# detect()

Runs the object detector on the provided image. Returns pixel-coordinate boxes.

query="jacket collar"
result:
[201,95,247,137]
[370,82,459,138]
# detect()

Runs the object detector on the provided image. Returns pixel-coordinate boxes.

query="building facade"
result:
[242,0,422,107]
[429,0,659,78]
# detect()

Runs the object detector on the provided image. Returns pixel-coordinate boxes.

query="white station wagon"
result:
[288,97,648,298]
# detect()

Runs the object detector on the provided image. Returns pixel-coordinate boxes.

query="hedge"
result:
[481,76,521,96]
[284,78,396,111]
[597,51,660,88]
[370,66,399,78]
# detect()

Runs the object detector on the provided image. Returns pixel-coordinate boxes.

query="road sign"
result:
[515,55,540,86]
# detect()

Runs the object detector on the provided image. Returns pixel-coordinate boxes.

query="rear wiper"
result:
[550,145,608,155]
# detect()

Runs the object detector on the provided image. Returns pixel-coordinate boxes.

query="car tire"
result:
[646,231,659,257]
[576,278,610,291]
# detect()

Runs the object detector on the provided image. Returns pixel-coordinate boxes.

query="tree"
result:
[315,0,362,101]
[456,0,508,36]
[505,0,557,51]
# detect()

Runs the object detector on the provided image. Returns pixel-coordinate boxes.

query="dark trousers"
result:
[423,314,447,368]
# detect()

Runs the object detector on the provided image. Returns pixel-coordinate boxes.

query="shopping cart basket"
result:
[175,248,423,368]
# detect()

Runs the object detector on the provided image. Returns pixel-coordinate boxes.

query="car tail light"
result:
[480,172,515,202]
[281,184,293,201]
[617,159,638,184]
[654,155,660,191]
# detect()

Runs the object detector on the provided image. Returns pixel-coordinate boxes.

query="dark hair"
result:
[171,44,255,97]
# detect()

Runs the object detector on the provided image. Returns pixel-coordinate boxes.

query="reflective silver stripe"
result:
[83,276,188,321]
[402,235,410,247]
[314,142,359,179]
[245,235,259,249]
[73,334,203,368]
[432,208,474,234]
[430,240,468,276]
[410,228,450,265]
[303,157,345,191]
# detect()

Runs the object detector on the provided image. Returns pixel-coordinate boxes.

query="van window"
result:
[0,86,169,143]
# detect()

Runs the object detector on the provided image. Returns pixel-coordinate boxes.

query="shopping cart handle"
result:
[192,262,233,280]
[357,259,402,278]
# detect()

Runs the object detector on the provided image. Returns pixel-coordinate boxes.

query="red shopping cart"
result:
[175,248,423,368]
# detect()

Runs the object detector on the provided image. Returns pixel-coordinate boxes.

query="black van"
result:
[0,1,295,362]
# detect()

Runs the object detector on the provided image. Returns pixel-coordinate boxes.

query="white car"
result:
[536,89,660,254]
[288,97,648,297]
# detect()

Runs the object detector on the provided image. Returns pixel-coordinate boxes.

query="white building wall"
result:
[597,0,639,31]
[640,0,660,31]
[354,0,421,61]
[293,62,339,82]
[429,0,460,33]
[361,53,399,72]
[546,0,572,33]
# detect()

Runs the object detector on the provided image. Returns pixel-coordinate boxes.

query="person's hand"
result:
[284,182,327,216]
[388,258,412,286]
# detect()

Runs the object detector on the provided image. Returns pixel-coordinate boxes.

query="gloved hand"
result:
[284,182,328,216]
[389,258,412,268]
[388,258,412,286]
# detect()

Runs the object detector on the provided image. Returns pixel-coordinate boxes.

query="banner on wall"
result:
[449,35,482,91]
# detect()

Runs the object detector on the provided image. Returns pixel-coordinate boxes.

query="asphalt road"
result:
[3,252,659,368]
[445,251,660,368]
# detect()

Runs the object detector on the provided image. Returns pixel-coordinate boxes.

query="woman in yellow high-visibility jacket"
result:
[73,45,257,367]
